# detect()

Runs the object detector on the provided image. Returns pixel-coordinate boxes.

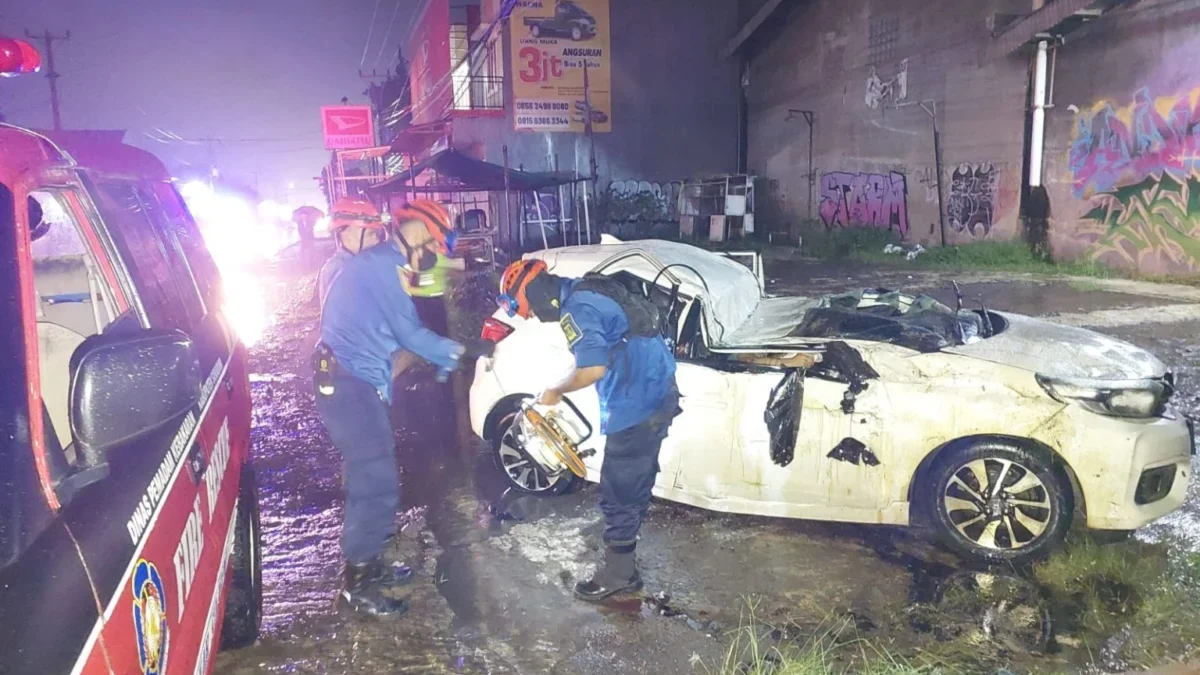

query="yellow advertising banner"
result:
[509,0,611,133]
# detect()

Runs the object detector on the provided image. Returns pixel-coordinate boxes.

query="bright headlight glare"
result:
[1036,374,1166,418]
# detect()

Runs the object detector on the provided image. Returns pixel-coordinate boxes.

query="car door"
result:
[63,176,236,675]
[738,342,893,513]
[0,171,123,675]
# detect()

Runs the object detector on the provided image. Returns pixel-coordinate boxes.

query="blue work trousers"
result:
[315,373,398,564]
[599,385,679,544]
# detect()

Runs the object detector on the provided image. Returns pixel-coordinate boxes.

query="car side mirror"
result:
[67,329,201,480]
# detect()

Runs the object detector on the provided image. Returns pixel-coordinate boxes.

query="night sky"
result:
[1,0,415,207]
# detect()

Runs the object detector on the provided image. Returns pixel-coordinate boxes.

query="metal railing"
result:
[453,74,505,111]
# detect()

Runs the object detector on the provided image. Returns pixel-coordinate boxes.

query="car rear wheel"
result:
[571,25,582,40]
[531,24,541,37]
[924,439,1071,563]
[220,465,263,650]
[492,409,576,496]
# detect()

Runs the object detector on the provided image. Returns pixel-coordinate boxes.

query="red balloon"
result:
[15,39,40,74]
[0,37,20,73]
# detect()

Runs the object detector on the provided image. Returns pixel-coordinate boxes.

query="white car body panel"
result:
[469,239,1191,534]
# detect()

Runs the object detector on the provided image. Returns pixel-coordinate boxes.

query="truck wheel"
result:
[923,439,1071,564]
[220,465,263,650]
[531,24,541,38]
[571,25,582,40]
[493,408,576,496]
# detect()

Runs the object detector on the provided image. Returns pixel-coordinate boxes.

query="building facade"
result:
[389,0,742,243]
[740,0,1200,276]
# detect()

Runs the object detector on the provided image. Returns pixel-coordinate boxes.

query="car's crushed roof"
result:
[528,238,761,345]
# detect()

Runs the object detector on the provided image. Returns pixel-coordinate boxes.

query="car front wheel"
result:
[924,439,1072,563]
[571,25,583,40]
[492,408,576,496]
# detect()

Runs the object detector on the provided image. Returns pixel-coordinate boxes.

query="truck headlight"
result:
[1035,374,1169,418]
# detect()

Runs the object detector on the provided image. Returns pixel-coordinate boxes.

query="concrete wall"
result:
[1044,0,1200,276]
[744,0,1030,246]
[453,0,741,183]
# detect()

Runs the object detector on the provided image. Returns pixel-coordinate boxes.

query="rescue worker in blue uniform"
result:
[498,259,679,601]
[313,198,492,616]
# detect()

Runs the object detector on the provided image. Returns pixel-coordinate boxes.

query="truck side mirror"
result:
[66,330,201,485]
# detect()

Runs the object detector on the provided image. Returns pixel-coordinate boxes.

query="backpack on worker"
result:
[571,273,663,339]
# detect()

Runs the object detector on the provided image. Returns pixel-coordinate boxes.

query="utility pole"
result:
[25,30,70,131]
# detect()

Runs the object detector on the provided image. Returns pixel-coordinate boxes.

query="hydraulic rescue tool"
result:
[509,398,594,478]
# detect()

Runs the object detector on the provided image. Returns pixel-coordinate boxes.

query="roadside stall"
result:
[369,148,589,263]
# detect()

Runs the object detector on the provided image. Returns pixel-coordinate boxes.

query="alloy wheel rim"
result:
[499,420,558,492]
[942,457,1053,550]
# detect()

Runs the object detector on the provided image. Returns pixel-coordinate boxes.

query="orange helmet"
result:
[498,259,549,318]
[393,199,456,253]
[330,198,384,231]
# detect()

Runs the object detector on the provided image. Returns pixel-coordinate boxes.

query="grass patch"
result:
[1034,535,1200,668]
[711,607,943,675]
[790,225,1139,280]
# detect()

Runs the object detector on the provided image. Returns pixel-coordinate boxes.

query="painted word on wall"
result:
[947,163,998,237]
[1069,84,1200,198]
[818,171,909,236]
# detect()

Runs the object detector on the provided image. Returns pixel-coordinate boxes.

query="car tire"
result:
[531,25,541,38]
[571,26,582,40]
[924,439,1071,564]
[220,465,263,650]
[492,408,576,496]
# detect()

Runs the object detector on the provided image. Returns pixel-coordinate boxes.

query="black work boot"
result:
[574,540,642,602]
[341,560,411,616]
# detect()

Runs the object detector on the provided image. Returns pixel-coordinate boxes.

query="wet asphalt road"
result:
[215,249,1200,674]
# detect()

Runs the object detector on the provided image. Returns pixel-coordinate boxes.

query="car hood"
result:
[944,311,1167,380]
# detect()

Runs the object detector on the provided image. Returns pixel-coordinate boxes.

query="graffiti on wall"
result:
[865,58,908,110]
[818,171,909,236]
[608,180,683,220]
[1080,173,1200,274]
[1069,85,1200,198]
[1070,84,1200,273]
[917,166,938,204]
[947,163,998,237]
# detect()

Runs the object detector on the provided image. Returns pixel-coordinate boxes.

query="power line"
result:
[373,0,402,68]
[359,0,383,71]
[25,29,71,131]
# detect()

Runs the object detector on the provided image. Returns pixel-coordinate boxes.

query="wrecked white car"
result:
[468,239,1193,563]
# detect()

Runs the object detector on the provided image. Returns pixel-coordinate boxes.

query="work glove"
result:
[461,338,496,360]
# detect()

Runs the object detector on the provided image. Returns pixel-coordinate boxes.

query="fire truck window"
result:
[151,183,222,313]
[29,190,121,458]
[94,181,198,332]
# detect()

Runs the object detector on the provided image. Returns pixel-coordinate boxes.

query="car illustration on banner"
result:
[571,100,608,124]
[524,0,597,41]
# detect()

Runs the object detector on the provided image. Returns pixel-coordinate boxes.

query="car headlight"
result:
[1035,374,1170,418]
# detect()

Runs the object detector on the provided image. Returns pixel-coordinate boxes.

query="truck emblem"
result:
[132,559,169,675]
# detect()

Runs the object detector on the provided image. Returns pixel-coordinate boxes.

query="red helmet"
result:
[330,198,383,231]
[393,199,456,253]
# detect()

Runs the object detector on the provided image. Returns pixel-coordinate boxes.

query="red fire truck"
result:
[0,36,261,675]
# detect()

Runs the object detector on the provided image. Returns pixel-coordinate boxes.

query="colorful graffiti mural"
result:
[1070,85,1200,198]
[1071,84,1200,274]
[1080,173,1200,274]
[947,163,998,237]
[818,171,909,236]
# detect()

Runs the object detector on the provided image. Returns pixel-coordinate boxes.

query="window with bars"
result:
[451,28,504,111]
[868,15,900,64]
